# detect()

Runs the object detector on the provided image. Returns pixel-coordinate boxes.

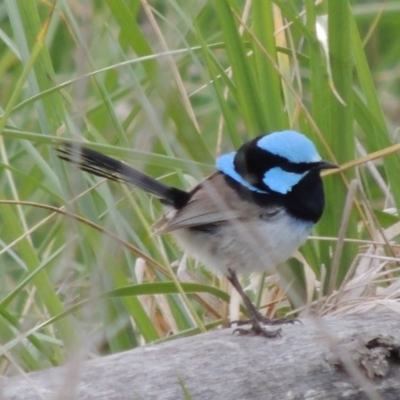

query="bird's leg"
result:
[226,269,296,337]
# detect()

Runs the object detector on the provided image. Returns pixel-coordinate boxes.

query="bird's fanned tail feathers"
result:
[57,144,190,209]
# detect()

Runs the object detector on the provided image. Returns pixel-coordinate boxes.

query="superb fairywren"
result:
[58,130,337,337]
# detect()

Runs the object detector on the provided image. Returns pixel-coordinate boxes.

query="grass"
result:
[0,0,400,374]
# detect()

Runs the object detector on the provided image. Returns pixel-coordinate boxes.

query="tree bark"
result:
[1,311,400,400]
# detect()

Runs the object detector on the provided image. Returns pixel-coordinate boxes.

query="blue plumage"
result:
[256,130,321,164]
[216,130,322,195]
[215,152,268,194]
[262,167,306,195]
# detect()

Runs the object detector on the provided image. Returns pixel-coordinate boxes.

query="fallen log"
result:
[1,311,400,400]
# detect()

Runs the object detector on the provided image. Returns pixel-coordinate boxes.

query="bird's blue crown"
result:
[216,130,322,195]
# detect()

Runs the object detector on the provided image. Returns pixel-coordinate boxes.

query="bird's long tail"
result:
[57,144,190,209]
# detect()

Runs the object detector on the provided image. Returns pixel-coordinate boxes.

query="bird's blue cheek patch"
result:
[263,167,307,194]
[216,153,268,194]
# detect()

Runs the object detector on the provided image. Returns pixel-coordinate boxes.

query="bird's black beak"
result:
[317,160,339,170]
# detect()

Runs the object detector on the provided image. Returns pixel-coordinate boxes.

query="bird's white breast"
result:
[172,212,313,276]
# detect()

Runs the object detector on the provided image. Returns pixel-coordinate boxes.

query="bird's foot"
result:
[232,320,281,338]
[231,315,299,327]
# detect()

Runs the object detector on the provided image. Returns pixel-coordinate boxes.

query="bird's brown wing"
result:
[153,173,282,234]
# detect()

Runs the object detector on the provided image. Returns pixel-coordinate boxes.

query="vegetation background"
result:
[1,0,400,374]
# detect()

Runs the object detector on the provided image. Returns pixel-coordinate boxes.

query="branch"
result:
[2,311,400,400]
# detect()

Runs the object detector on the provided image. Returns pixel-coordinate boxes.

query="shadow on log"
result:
[1,312,400,399]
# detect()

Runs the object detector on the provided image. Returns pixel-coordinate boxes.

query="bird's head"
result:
[216,130,337,195]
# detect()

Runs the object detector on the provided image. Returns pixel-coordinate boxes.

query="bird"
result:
[57,130,338,337]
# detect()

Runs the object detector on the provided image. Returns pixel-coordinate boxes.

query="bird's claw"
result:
[230,316,299,327]
[233,323,281,338]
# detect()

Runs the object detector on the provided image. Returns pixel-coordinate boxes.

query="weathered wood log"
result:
[1,311,400,399]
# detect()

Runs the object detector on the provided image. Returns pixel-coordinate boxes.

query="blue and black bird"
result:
[58,130,337,337]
